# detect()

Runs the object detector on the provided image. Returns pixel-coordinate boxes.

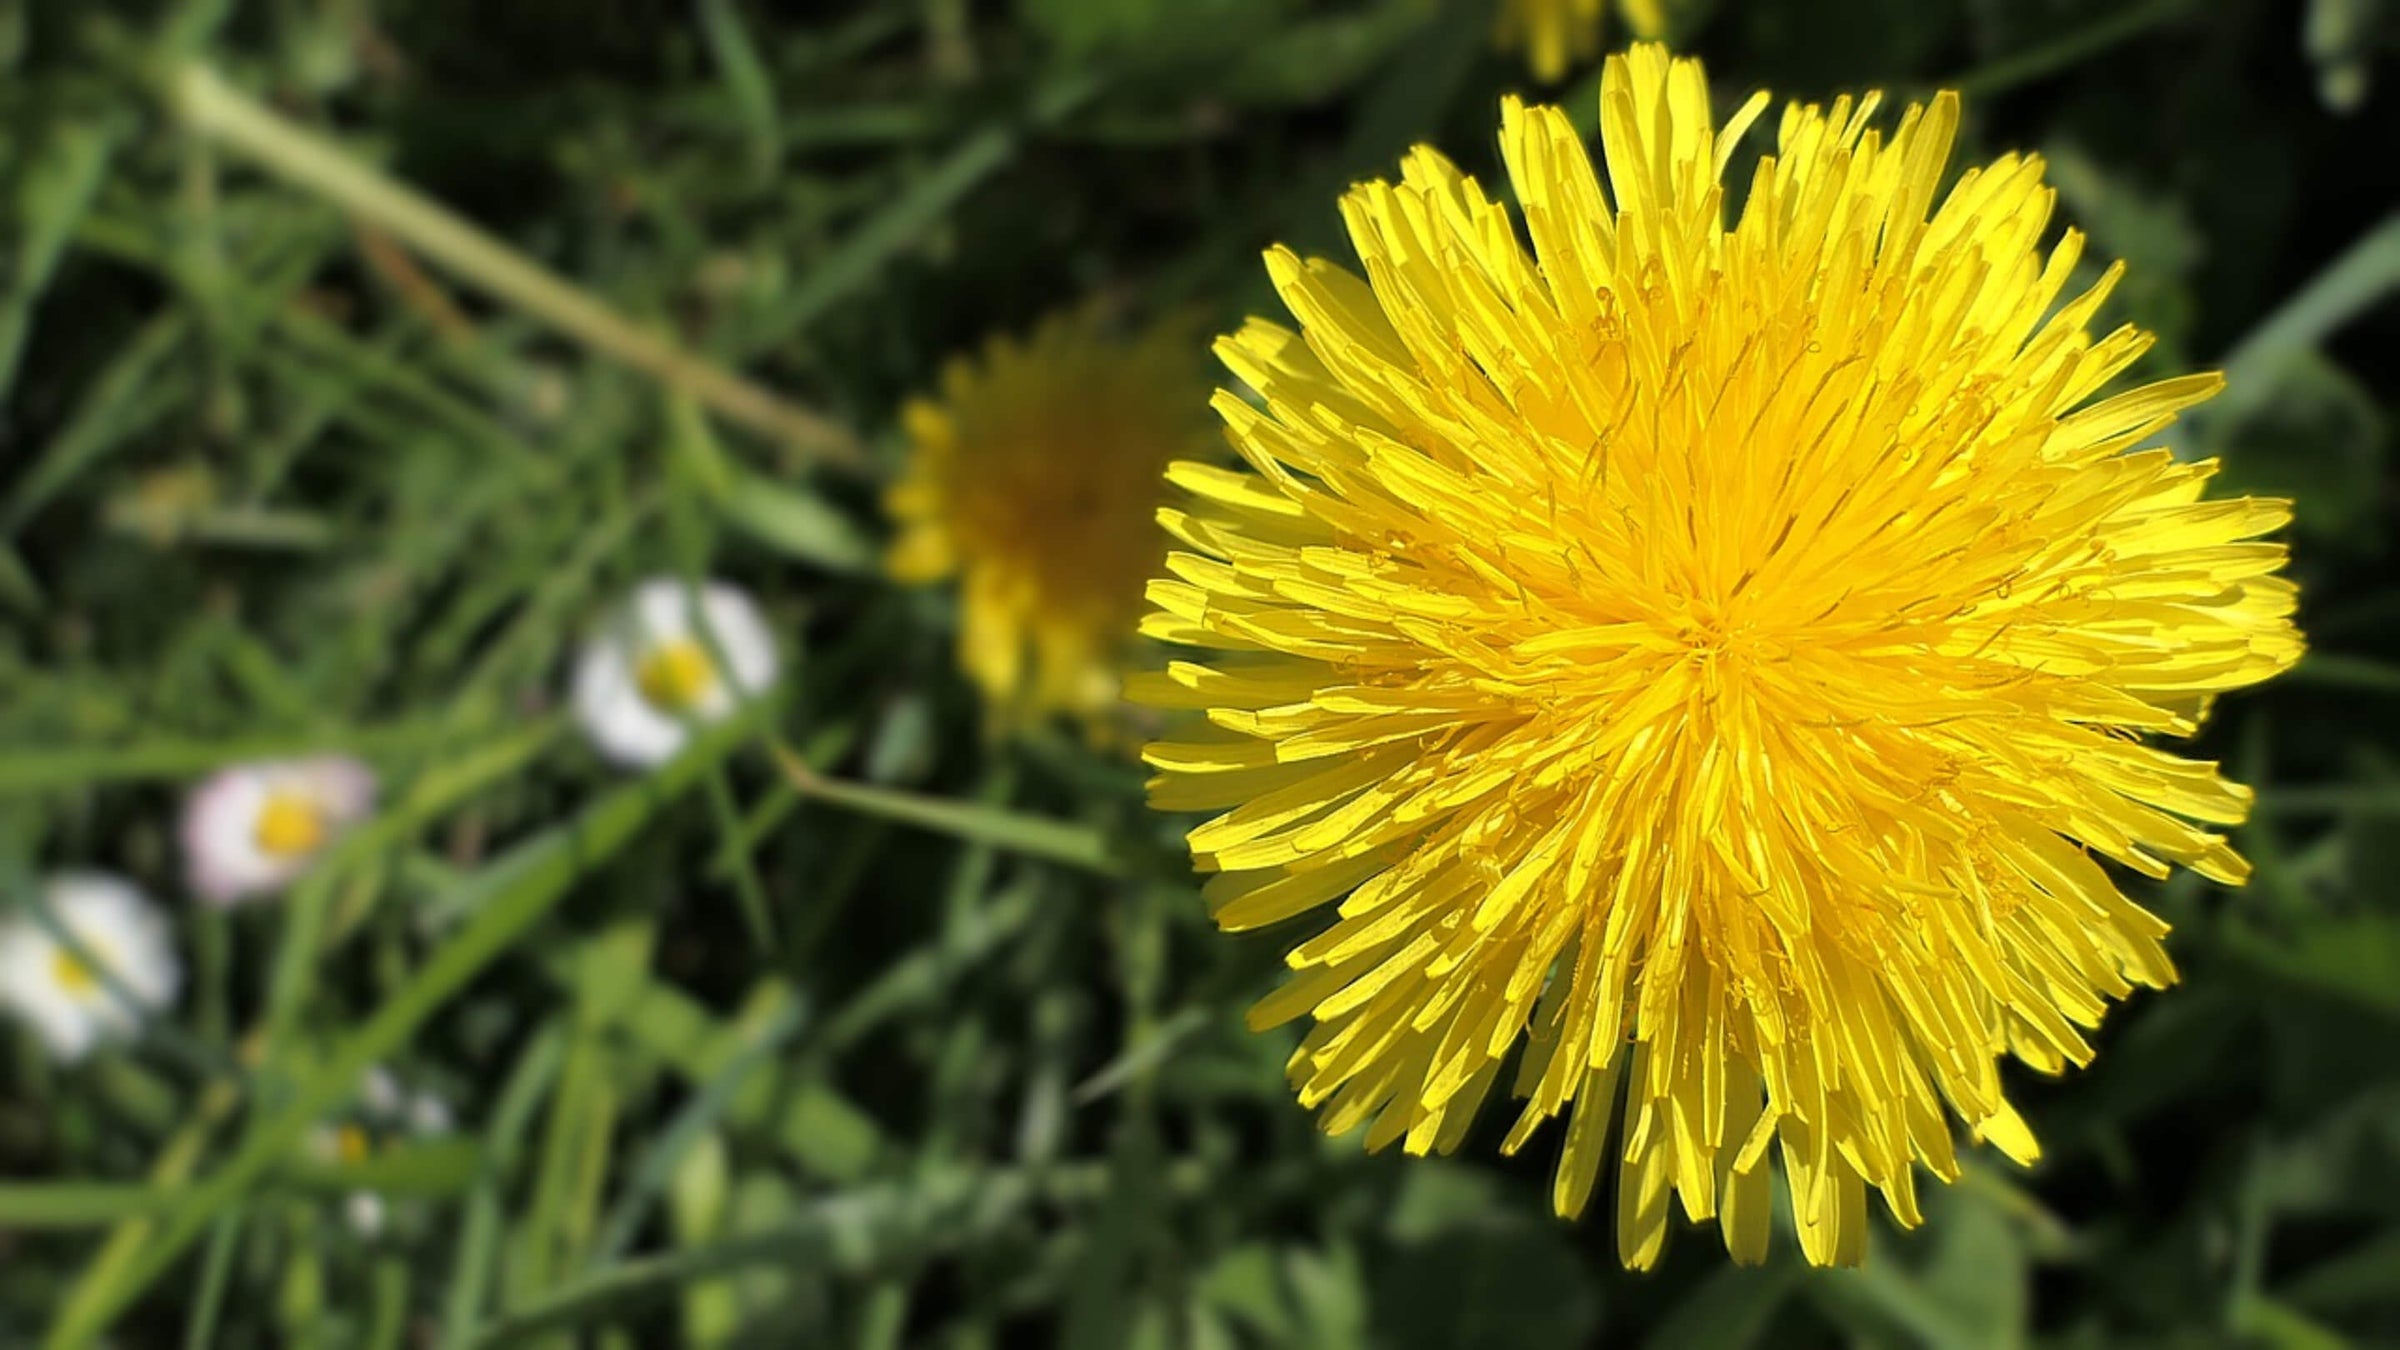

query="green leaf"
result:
[1283,1242,1370,1350]
[769,1085,885,1184]
[2224,914,2400,1018]
[670,392,872,572]
[1371,1224,1600,1350]
[1914,1185,2030,1348]
[1649,1264,1802,1350]
[587,996,809,1265]
[715,470,875,572]
[668,1132,740,1348]
[1197,1244,1298,1342]
[1382,1161,1504,1244]
[1808,1188,2030,1350]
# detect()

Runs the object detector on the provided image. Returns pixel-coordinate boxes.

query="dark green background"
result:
[2,0,2396,1345]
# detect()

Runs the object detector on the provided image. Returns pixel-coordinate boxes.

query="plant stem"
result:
[167,63,864,473]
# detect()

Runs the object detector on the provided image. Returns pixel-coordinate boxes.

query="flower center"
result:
[50,948,101,998]
[254,789,329,859]
[634,638,719,713]
[334,1124,372,1165]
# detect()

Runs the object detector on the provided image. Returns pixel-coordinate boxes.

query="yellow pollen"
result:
[253,790,328,859]
[634,638,719,713]
[50,949,100,998]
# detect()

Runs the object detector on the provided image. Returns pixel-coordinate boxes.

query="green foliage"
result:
[0,0,2396,1346]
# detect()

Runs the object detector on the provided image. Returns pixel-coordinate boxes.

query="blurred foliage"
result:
[0,0,2396,1346]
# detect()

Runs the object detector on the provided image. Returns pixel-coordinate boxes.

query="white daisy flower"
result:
[309,1121,387,1238]
[573,576,779,768]
[359,1064,405,1117]
[181,755,377,908]
[345,1190,388,1239]
[0,873,180,1063]
[406,1090,455,1136]
[358,1064,454,1136]
[316,1066,458,1240]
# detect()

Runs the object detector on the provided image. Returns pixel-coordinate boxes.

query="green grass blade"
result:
[261,717,562,1057]
[0,719,456,794]
[2217,214,2400,417]
[750,91,1082,346]
[2,311,188,536]
[697,0,783,177]
[42,709,765,1349]
[0,1184,181,1227]
[439,1028,566,1350]
[2285,652,2400,697]
[180,1210,243,1350]
[0,120,118,409]
[587,996,809,1266]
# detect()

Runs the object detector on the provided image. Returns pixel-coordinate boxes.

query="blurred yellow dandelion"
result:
[1137,45,2303,1267]
[888,309,1212,732]
[1496,0,1669,83]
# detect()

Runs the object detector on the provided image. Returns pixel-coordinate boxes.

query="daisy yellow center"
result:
[334,1124,371,1165]
[1139,45,2302,1273]
[634,638,719,714]
[50,948,101,998]
[253,789,329,859]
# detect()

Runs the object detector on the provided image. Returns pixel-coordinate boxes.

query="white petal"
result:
[182,769,287,906]
[345,1191,386,1238]
[698,584,780,699]
[183,756,381,907]
[57,874,181,1015]
[574,633,689,767]
[576,577,779,768]
[407,1091,455,1135]
[359,1065,403,1117]
[297,755,380,824]
[0,874,177,1061]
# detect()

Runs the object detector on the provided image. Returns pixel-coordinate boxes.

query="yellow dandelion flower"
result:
[1136,45,2302,1268]
[1495,0,1670,84]
[889,309,1212,731]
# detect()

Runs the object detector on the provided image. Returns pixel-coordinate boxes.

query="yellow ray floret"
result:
[888,309,1213,733]
[1494,0,1671,83]
[1140,44,2302,1268]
